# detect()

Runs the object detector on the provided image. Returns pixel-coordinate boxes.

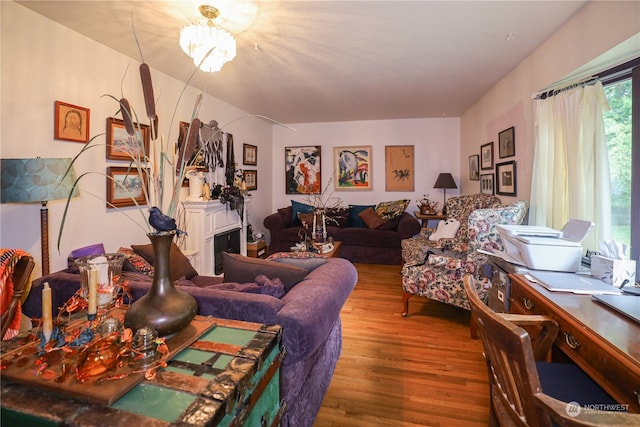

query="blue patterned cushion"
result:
[291,200,314,225]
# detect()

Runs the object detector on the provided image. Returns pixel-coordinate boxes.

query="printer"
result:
[493,219,594,272]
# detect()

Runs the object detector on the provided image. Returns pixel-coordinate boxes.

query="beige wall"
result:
[460,1,640,204]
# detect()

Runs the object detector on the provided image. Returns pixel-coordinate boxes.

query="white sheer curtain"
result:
[530,81,611,251]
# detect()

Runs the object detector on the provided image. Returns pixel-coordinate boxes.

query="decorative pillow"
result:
[358,207,387,229]
[118,247,154,277]
[222,252,308,291]
[325,207,349,228]
[267,251,328,271]
[67,243,106,272]
[429,218,461,241]
[375,199,410,220]
[291,200,314,225]
[131,242,198,281]
[348,204,375,228]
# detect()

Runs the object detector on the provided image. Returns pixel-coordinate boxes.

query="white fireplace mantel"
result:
[181,199,247,276]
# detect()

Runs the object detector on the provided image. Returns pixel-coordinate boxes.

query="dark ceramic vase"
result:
[124,231,197,336]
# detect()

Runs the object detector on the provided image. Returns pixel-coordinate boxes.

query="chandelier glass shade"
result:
[179,6,236,73]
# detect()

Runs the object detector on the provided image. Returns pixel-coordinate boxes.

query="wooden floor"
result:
[315,263,490,426]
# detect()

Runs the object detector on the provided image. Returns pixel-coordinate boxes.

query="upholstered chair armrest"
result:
[499,313,558,361]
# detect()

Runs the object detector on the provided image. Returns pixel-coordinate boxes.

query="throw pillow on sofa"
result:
[358,207,387,229]
[203,275,286,298]
[291,200,314,225]
[375,199,410,220]
[223,252,308,291]
[131,242,198,281]
[348,204,375,228]
[118,247,154,277]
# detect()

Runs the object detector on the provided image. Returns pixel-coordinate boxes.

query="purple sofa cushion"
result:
[223,252,308,291]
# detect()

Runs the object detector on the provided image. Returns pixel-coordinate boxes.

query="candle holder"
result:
[75,254,126,312]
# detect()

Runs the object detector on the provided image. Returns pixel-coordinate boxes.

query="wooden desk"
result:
[509,274,640,412]
[413,211,446,228]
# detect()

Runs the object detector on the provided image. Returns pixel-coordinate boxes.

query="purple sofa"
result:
[264,206,421,265]
[23,257,358,427]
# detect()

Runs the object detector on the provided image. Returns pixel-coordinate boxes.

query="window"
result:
[601,58,639,275]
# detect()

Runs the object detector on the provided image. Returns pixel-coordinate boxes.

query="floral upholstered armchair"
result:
[400,194,529,318]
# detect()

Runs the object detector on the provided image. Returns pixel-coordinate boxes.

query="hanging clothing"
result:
[225,133,235,187]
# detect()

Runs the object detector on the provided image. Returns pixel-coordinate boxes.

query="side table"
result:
[247,239,268,259]
[413,211,446,228]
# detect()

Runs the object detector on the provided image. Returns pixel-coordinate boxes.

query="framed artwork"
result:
[334,145,373,191]
[496,161,517,196]
[480,173,494,195]
[106,166,148,208]
[384,145,414,191]
[244,170,257,190]
[106,117,150,161]
[469,154,480,181]
[480,142,494,170]
[498,126,515,158]
[243,143,257,166]
[54,101,90,143]
[285,146,321,194]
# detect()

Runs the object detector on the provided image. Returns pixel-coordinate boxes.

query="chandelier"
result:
[179,5,236,73]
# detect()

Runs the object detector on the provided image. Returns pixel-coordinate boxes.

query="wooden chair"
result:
[463,274,640,426]
[1,253,35,339]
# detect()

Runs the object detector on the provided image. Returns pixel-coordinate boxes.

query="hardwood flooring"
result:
[315,263,490,426]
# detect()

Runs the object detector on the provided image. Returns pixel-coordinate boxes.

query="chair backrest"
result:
[1,253,35,339]
[468,199,529,254]
[463,274,551,427]
[445,194,502,243]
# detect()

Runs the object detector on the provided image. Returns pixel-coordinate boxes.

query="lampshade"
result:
[1,158,79,203]
[433,173,458,190]
[179,5,236,73]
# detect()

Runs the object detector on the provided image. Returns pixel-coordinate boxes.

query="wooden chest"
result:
[247,240,268,259]
[1,317,285,426]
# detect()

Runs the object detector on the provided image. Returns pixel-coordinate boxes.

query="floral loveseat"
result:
[401,194,529,318]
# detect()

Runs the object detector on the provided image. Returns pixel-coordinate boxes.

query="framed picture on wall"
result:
[480,173,494,195]
[384,145,414,191]
[285,146,321,194]
[498,127,515,158]
[54,101,90,143]
[469,154,480,181]
[106,166,148,208]
[334,145,373,190]
[480,142,494,170]
[244,170,257,190]
[243,143,257,166]
[106,117,150,161]
[496,161,517,196]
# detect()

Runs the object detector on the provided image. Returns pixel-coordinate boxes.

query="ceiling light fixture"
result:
[179,4,236,73]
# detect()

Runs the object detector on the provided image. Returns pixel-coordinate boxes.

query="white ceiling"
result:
[17,0,588,124]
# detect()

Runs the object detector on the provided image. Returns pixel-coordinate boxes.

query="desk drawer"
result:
[510,282,550,316]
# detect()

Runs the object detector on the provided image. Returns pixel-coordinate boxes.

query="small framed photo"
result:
[469,154,480,181]
[106,166,148,208]
[106,117,150,161]
[243,143,257,166]
[496,161,517,196]
[334,145,373,191]
[244,170,257,190]
[54,101,90,143]
[480,173,494,195]
[480,142,494,170]
[498,127,515,158]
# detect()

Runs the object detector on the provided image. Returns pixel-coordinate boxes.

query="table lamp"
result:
[433,172,457,215]
[1,158,79,275]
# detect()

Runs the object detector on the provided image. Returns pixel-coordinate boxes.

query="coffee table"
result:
[317,241,341,258]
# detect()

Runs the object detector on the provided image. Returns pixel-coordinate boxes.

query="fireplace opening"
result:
[214,228,241,275]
